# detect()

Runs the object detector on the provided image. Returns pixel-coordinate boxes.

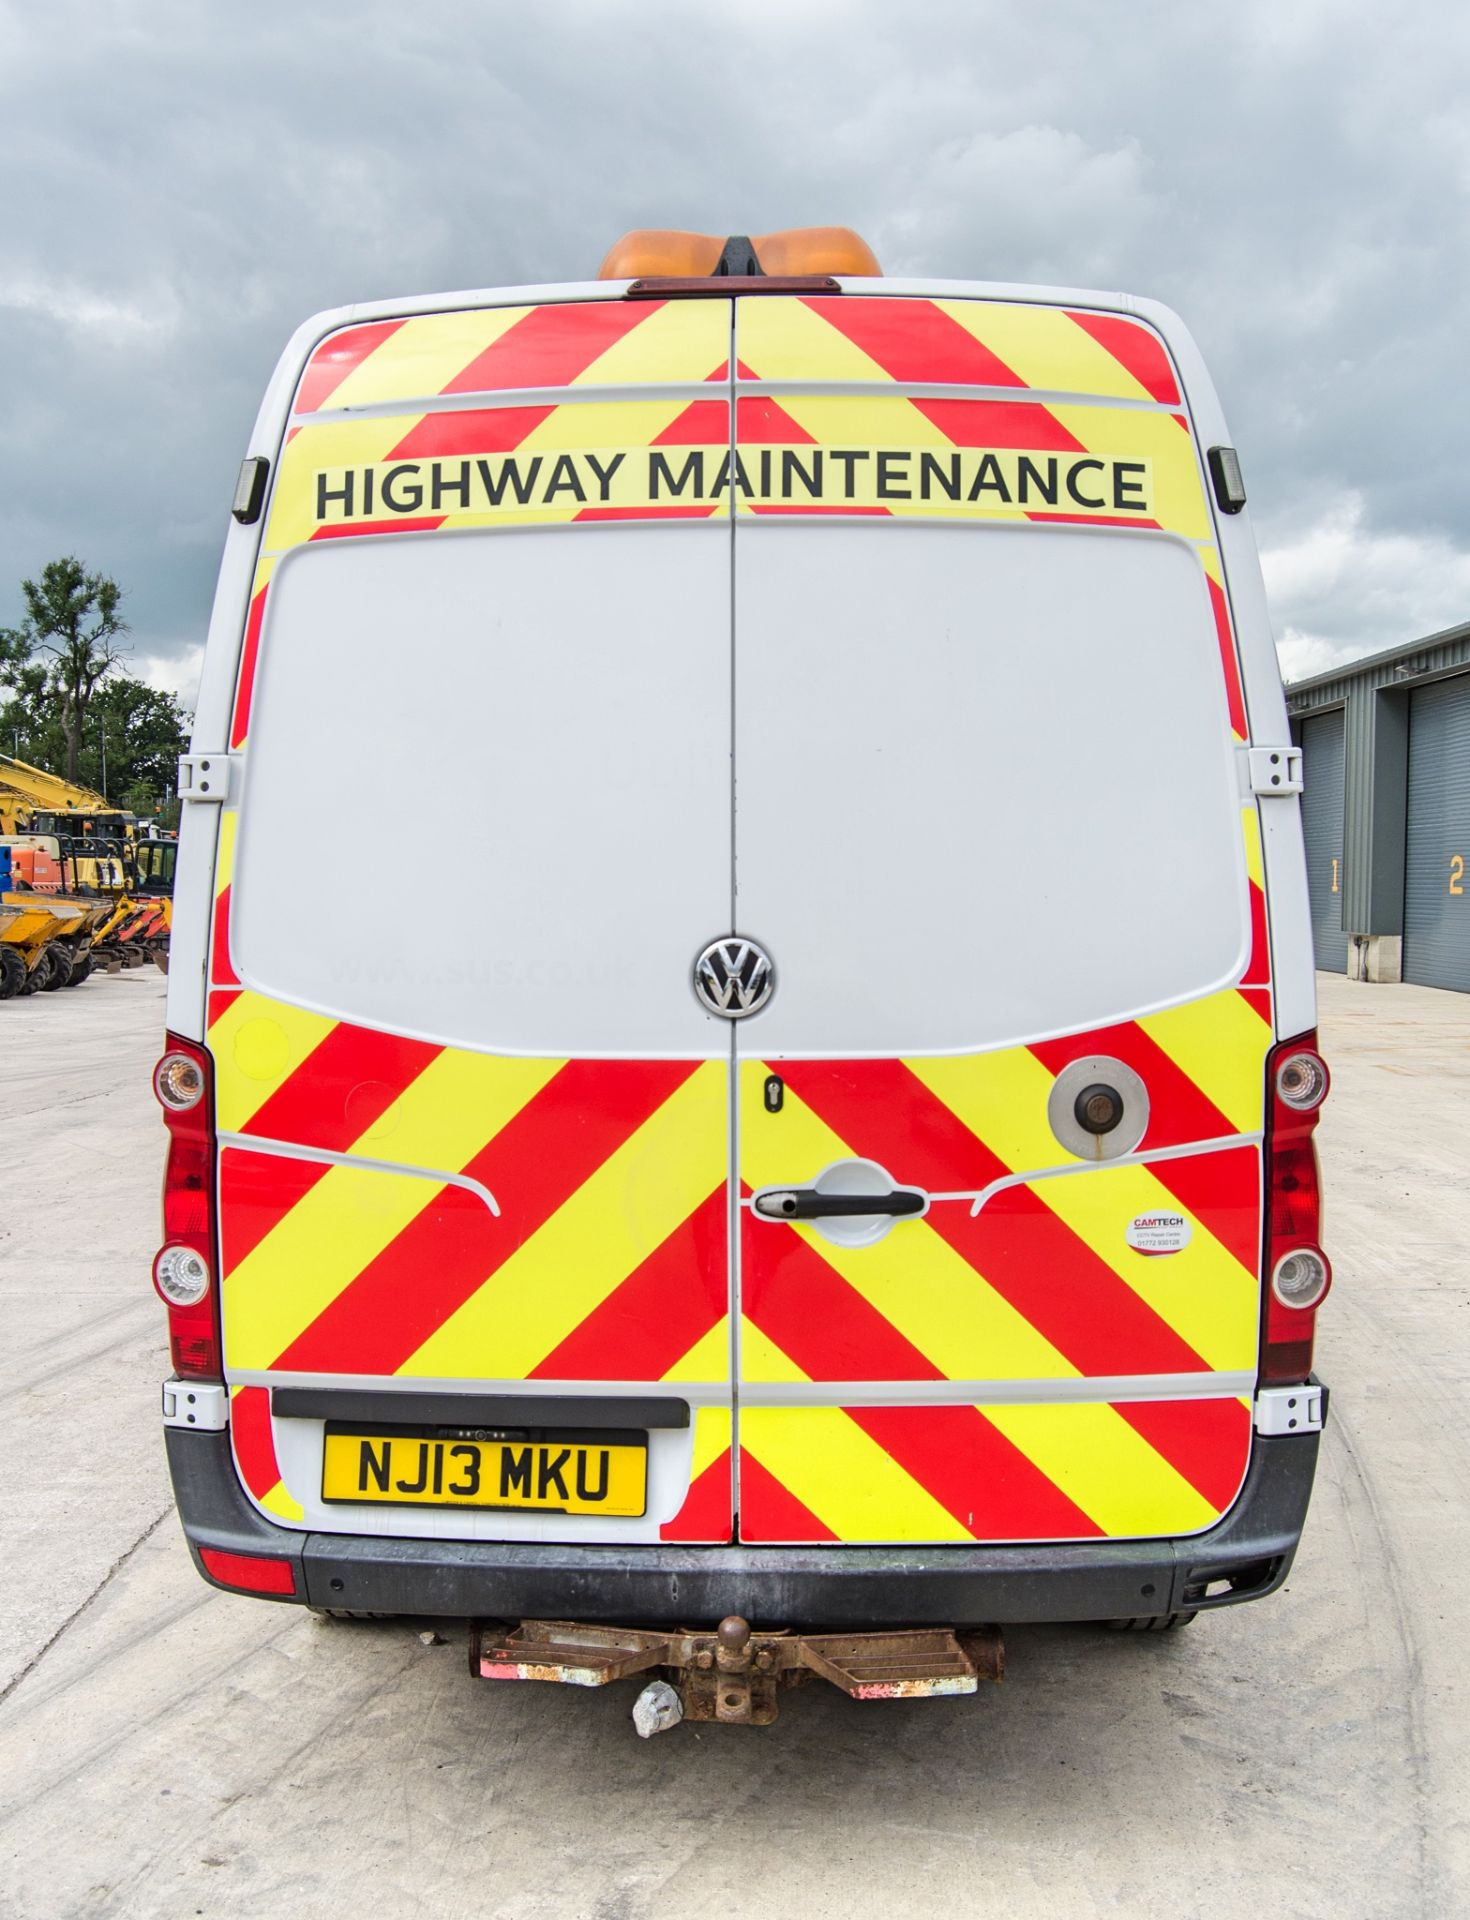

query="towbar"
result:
[470,1615,1003,1727]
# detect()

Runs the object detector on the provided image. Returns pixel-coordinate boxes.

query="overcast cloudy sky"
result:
[3,0,1467,707]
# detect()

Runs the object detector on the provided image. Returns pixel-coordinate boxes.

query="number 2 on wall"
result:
[1451,854,1465,896]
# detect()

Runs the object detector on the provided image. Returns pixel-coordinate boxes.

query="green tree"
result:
[0,659,51,759]
[0,623,29,683]
[92,677,190,811]
[0,557,128,781]
[0,670,189,812]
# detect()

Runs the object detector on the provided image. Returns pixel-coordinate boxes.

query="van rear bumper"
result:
[166,1417,1321,1628]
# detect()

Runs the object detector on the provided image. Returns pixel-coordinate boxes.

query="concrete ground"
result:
[0,970,1466,1919]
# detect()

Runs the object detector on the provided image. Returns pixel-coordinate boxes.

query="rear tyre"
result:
[1105,1612,1197,1632]
[63,952,93,987]
[40,945,72,990]
[0,947,25,999]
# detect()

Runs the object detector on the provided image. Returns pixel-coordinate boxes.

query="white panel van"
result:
[154,229,1330,1721]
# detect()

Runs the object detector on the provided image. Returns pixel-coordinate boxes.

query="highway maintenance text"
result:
[311,447,1155,523]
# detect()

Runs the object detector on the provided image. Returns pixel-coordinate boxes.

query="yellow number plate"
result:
[321,1431,647,1516]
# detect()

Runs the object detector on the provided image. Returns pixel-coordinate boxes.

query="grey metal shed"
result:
[1298,709,1348,973]
[1287,620,1470,988]
[1404,675,1470,990]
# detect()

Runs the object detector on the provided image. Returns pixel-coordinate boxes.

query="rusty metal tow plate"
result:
[469,1620,669,1687]
[471,1618,1003,1727]
[799,1627,1003,1698]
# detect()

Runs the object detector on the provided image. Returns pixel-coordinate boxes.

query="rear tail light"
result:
[153,1244,211,1307]
[198,1547,296,1597]
[1274,1048,1330,1112]
[1262,1033,1331,1385]
[154,1050,205,1111]
[152,1032,221,1378]
[1271,1248,1330,1311]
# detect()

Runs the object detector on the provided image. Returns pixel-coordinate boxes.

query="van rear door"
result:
[211,287,1272,1556]
[729,296,1271,1545]
[209,298,739,1544]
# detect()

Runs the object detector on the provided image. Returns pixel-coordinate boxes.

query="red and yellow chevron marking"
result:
[660,1408,733,1543]
[206,809,731,1408]
[295,300,725,412]
[732,296,1250,742]
[225,300,733,747]
[228,557,276,751]
[738,1389,1248,1545]
[740,1052,1262,1383]
[1240,804,1271,989]
[230,1383,303,1522]
[208,989,730,1390]
[735,296,1183,403]
[206,876,1269,1548]
[727,391,1203,534]
[228,293,1252,747]
[1203,548,1250,740]
[268,403,734,550]
[736,948,1272,1543]
[274,300,732,550]
[210,290,1273,1548]
[205,806,241,1031]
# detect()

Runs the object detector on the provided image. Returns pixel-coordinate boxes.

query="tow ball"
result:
[470,1615,1003,1731]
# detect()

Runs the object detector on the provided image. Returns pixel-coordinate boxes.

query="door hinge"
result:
[1239,745,1303,797]
[162,1379,229,1431]
[1253,1382,1324,1437]
[178,752,234,805]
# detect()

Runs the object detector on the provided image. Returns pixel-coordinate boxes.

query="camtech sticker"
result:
[1125,1213,1194,1257]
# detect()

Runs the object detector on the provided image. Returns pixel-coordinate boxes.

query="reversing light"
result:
[154,1050,205,1111]
[1275,1049,1329,1112]
[1271,1248,1331,1311]
[154,1244,212,1308]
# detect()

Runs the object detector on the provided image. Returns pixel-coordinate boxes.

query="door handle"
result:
[753,1188,926,1222]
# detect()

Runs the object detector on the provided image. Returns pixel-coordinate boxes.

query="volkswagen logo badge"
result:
[692,936,776,1020]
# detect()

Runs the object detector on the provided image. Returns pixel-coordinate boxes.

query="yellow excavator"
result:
[0,896,67,997]
[0,752,136,877]
[0,838,112,992]
[0,752,175,985]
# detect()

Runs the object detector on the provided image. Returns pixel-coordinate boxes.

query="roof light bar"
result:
[600,226,881,283]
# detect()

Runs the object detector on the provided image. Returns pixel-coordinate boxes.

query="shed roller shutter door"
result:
[1300,710,1347,974]
[1404,676,1470,992]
